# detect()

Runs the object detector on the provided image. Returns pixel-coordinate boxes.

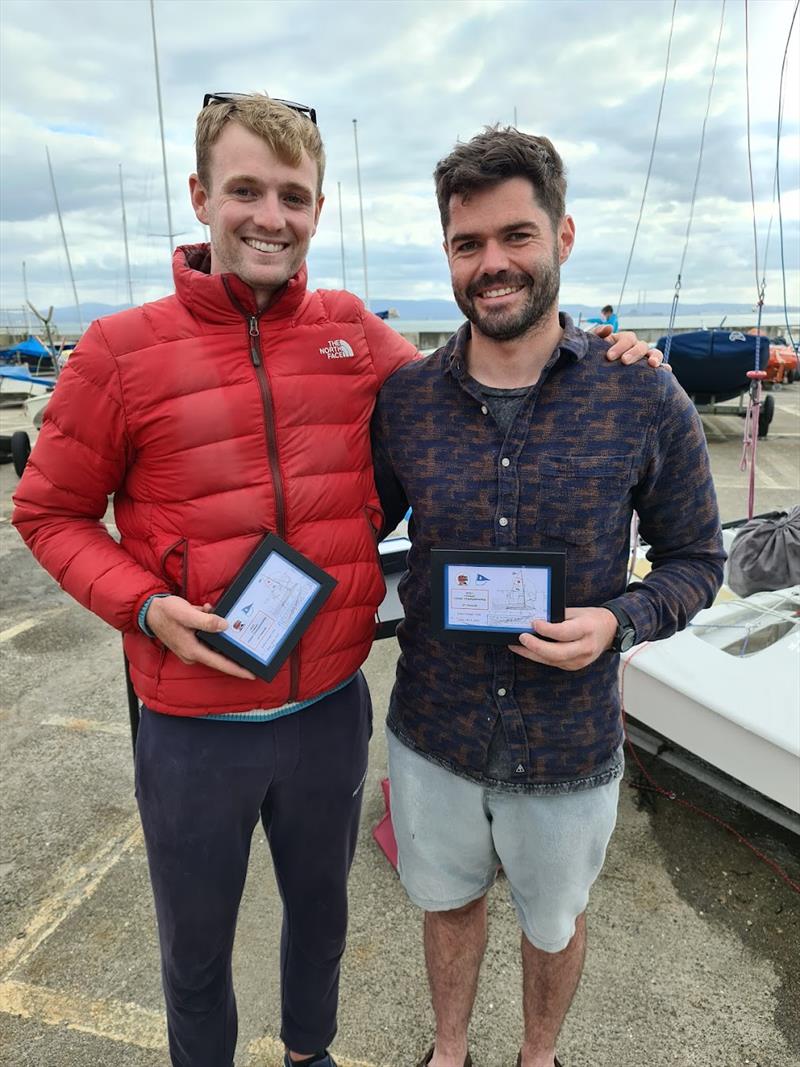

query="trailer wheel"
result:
[757,393,775,438]
[11,431,31,478]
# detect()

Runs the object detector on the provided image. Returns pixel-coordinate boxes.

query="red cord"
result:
[620,645,800,895]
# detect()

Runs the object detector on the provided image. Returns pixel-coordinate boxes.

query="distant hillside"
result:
[36,299,799,325]
[369,300,798,320]
[369,298,461,318]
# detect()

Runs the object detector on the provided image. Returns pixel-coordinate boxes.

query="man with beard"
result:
[371,127,724,1067]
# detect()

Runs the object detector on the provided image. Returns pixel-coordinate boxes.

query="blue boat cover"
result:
[656,330,764,403]
[0,336,52,360]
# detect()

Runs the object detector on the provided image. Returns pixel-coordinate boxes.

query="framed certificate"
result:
[197,534,337,681]
[430,548,566,644]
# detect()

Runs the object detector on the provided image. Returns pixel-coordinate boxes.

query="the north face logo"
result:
[320,339,355,360]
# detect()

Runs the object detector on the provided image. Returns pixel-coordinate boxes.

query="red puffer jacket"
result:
[13,245,417,716]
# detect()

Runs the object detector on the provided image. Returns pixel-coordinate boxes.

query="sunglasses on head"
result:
[202,93,317,126]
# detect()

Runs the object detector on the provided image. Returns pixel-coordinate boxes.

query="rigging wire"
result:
[740,0,770,520]
[744,0,762,296]
[677,1,726,282]
[617,0,678,312]
[760,170,778,298]
[774,0,799,349]
[662,0,727,363]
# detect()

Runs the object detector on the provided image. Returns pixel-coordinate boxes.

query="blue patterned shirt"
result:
[372,315,724,791]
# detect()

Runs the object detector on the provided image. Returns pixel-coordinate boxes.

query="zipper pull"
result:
[249,316,261,366]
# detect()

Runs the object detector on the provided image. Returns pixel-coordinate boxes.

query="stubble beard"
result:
[453,251,561,341]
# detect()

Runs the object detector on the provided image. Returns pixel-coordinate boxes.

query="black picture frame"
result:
[430,548,566,645]
[196,533,337,681]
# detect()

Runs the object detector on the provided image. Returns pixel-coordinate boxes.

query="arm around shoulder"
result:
[361,309,420,386]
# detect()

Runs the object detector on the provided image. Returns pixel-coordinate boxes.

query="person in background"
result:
[587,303,618,331]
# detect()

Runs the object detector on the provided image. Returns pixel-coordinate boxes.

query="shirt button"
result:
[481,405,488,415]
[497,687,507,697]
[499,516,509,527]
[501,457,511,467]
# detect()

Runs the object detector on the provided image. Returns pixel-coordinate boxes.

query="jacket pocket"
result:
[535,454,633,545]
[159,537,189,597]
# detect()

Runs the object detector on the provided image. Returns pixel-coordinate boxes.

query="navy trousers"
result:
[134,674,372,1067]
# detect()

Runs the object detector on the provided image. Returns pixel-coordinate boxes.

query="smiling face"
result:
[189,121,323,307]
[444,176,575,342]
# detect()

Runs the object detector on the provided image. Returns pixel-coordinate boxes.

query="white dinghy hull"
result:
[621,586,800,816]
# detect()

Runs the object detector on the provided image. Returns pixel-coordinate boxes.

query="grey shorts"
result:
[386,729,621,953]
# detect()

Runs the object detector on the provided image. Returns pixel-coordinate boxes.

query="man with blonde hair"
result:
[14,96,657,1067]
[14,92,416,1067]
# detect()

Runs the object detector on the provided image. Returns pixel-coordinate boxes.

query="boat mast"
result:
[119,164,134,305]
[337,181,347,290]
[352,118,369,308]
[21,260,30,334]
[149,0,175,255]
[45,145,83,333]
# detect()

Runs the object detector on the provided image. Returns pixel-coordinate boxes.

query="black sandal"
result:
[417,1046,473,1067]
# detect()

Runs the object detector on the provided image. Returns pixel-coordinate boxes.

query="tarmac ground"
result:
[0,380,798,1067]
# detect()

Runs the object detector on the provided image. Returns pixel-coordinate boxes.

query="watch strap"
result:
[603,602,636,652]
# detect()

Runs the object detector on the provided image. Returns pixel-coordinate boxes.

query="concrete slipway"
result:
[0,384,798,1067]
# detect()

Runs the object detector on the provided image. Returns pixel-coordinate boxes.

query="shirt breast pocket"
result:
[535,454,634,545]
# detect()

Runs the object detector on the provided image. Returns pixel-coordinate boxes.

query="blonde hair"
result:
[196,94,325,195]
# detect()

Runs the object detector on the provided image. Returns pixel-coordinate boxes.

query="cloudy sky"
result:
[1,0,798,320]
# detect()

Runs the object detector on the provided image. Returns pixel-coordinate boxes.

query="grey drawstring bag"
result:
[727,506,800,597]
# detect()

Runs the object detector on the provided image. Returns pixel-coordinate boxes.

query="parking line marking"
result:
[0,606,70,644]
[0,979,383,1065]
[0,979,167,1052]
[0,815,142,977]
[40,715,130,737]
[0,618,38,642]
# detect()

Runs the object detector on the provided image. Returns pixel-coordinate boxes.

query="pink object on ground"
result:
[372,777,398,870]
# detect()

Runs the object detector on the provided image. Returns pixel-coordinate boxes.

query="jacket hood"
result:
[173,242,309,323]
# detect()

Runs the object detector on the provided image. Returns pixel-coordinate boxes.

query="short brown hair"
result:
[434,126,566,235]
[195,94,325,195]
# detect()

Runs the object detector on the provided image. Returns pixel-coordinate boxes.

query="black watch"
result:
[604,604,637,653]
